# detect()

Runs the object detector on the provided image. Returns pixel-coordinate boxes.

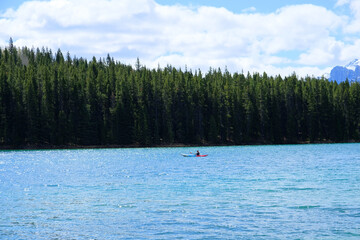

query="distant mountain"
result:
[329,59,360,82]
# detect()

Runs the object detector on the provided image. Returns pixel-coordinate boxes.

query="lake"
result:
[1,144,360,239]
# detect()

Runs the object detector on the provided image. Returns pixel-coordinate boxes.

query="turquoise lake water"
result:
[1,144,360,239]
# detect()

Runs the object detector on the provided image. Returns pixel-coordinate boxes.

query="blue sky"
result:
[157,0,338,12]
[0,0,359,77]
[0,0,340,14]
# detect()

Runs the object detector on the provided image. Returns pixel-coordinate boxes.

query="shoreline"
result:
[0,140,358,150]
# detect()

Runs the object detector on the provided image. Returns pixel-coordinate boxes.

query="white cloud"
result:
[336,0,360,33]
[346,0,360,33]
[336,0,350,7]
[340,39,360,61]
[0,0,357,77]
[242,7,256,13]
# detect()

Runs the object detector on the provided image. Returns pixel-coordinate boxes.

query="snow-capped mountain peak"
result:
[329,59,360,82]
[345,59,360,71]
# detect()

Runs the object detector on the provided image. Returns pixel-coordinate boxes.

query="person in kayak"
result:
[190,150,200,156]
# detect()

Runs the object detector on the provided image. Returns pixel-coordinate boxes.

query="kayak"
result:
[181,154,208,157]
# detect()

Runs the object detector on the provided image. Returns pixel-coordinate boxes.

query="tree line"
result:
[1,41,360,147]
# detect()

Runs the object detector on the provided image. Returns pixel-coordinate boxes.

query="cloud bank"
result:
[0,0,359,77]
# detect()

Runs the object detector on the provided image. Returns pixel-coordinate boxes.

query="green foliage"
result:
[1,44,360,147]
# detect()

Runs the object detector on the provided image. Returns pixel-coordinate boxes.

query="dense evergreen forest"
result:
[1,40,360,148]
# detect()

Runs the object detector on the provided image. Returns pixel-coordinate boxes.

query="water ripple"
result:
[1,144,360,239]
